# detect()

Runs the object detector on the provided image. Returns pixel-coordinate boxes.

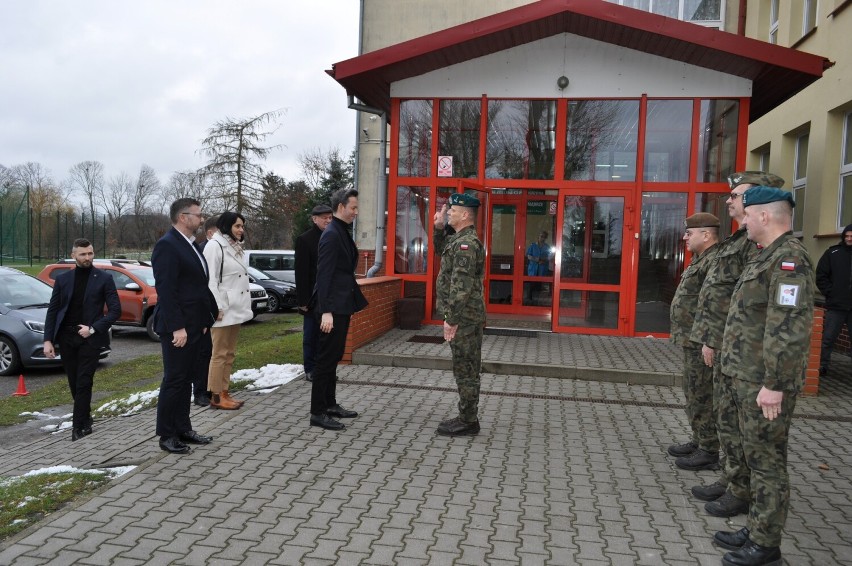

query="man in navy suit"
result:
[310,188,368,431]
[44,238,121,441]
[152,198,219,454]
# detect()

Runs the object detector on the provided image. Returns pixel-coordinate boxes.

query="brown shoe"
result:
[221,390,244,408]
[210,394,240,410]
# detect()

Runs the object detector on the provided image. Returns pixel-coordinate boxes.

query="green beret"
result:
[684,212,720,229]
[449,193,480,208]
[727,171,785,189]
[742,186,796,208]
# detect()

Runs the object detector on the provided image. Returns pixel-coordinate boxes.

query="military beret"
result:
[742,186,796,208]
[727,171,785,190]
[311,204,333,215]
[449,193,480,208]
[684,212,720,229]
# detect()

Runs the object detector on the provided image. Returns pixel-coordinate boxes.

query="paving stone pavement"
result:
[1,333,851,565]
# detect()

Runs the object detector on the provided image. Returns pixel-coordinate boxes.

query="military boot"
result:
[705,492,748,517]
[721,539,781,566]
[691,480,727,501]
[437,417,480,436]
[667,440,697,457]
[713,527,750,551]
[675,448,719,471]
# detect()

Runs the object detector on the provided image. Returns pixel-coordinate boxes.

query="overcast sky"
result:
[0,0,361,191]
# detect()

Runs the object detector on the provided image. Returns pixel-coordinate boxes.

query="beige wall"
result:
[745,0,852,260]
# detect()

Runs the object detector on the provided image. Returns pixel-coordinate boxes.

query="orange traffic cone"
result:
[12,374,29,397]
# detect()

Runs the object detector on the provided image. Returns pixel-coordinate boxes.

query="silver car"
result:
[0,266,109,376]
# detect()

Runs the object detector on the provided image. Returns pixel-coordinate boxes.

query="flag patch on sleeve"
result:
[780,261,796,271]
[460,244,469,250]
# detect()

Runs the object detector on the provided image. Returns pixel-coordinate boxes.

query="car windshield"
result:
[247,266,272,280]
[132,267,156,286]
[0,272,53,309]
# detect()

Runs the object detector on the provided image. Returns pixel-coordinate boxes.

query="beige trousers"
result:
[208,325,241,394]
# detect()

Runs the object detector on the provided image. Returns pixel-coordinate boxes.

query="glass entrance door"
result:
[554,191,630,333]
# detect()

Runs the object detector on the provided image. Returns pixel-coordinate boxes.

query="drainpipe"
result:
[348,95,387,278]
[737,0,747,35]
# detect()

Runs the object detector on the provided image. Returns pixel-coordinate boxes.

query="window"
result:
[438,100,481,178]
[606,0,723,28]
[565,100,640,181]
[643,100,693,183]
[769,0,779,43]
[394,186,430,274]
[486,100,556,180]
[397,100,432,177]
[697,99,739,182]
[759,147,771,173]
[840,113,852,227]
[793,132,809,234]
[803,0,818,35]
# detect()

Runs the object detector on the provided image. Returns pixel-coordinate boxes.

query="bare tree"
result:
[101,172,134,222]
[68,161,105,229]
[199,109,285,214]
[134,164,160,216]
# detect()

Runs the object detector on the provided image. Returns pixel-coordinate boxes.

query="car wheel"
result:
[145,314,161,342]
[0,335,22,377]
[267,292,281,312]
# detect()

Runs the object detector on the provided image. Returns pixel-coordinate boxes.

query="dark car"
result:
[247,266,297,312]
[0,266,110,376]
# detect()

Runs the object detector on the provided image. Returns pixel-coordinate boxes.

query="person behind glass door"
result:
[526,231,551,303]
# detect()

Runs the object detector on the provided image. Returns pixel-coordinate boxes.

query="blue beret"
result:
[742,186,795,208]
[449,193,480,208]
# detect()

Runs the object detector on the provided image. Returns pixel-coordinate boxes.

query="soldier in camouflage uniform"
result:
[713,186,814,566]
[668,213,720,471]
[688,171,786,512]
[433,193,486,436]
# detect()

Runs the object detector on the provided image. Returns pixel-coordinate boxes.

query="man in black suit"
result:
[152,198,219,454]
[44,238,121,441]
[295,204,333,382]
[310,188,368,431]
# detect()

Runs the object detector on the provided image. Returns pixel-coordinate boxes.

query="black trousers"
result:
[156,329,204,438]
[310,313,351,415]
[820,309,852,369]
[192,330,212,398]
[58,327,101,430]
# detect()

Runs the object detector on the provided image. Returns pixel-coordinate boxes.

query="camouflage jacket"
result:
[435,225,485,326]
[690,228,758,349]
[721,232,815,391]
[670,243,719,346]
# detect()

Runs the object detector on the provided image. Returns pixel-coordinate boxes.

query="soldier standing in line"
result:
[667,213,720,470]
[687,171,786,516]
[432,193,486,436]
[713,186,814,566]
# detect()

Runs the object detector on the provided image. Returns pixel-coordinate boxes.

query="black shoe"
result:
[326,404,358,418]
[692,480,727,501]
[179,430,213,444]
[675,448,719,471]
[436,417,480,436]
[714,527,750,551]
[159,436,191,454]
[722,539,781,566]
[310,413,345,430]
[194,394,211,407]
[71,428,86,441]
[706,492,749,517]
[667,440,698,457]
[305,372,313,382]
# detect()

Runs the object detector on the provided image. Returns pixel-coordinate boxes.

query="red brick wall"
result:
[341,276,401,364]
[804,307,824,396]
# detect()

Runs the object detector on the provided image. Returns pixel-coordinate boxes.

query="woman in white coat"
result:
[203,211,253,410]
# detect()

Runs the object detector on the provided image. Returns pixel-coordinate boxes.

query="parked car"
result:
[246,266,297,312]
[249,283,269,319]
[243,250,296,283]
[0,266,110,376]
[38,260,160,341]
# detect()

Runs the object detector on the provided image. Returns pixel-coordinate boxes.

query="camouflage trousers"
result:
[712,354,732,486]
[682,344,718,450]
[449,323,483,422]
[720,371,798,547]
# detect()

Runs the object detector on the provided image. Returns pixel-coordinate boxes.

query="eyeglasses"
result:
[181,211,205,219]
[728,192,743,201]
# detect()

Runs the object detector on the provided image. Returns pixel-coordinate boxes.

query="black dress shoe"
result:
[714,527,750,551]
[310,413,345,430]
[436,417,480,436]
[71,428,85,441]
[194,394,211,407]
[81,426,93,436]
[722,539,781,566]
[159,436,191,454]
[692,480,727,501]
[706,492,749,517]
[326,404,358,418]
[179,430,213,444]
[667,440,698,457]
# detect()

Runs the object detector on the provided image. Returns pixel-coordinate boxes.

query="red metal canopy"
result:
[328,0,831,121]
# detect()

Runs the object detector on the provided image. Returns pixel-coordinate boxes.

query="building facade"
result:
[334,0,828,336]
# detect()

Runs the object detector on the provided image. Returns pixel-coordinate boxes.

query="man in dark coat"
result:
[309,188,368,431]
[816,223,852,376]
[44,238,121,441]
[295,204,333,382]
[151,198,219,454]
